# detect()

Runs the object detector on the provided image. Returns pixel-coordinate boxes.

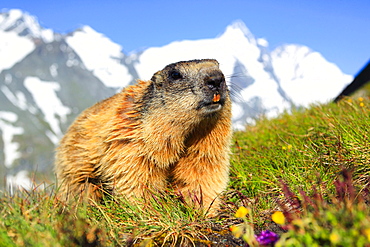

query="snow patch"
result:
[1,85,28,111]
[4,73,12,84]
[45,130,59,145]
[23,77,71,144]
[40,29,54,43]
[257,38,269,47]
[0,111,24,167]
[0,30,35,73]
[0,9,23,29]
[6,170,33,194]
[66,59,79,67]
[66,26,132,88]
[49,63,58,77]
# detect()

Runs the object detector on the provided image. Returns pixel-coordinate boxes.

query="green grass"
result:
[230,97,369,204]
[0,186,107,247]
[0,96,369,246]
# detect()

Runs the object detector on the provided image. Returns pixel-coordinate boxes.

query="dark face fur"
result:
[149,59,229,116]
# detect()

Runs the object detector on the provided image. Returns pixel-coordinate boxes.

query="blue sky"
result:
[2,0,370,76]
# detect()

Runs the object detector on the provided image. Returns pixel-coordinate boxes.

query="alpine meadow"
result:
[1,91,369,246]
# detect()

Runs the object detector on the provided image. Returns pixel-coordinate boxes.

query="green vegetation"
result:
[0,96,369,246]
[276,170,370,246]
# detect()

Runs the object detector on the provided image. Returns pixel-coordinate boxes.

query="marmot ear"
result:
[150,71,161,83]
[150,71,164,88]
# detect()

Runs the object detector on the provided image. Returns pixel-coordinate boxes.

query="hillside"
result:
[0,96,368,246]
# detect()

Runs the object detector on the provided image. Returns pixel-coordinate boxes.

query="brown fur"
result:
[55,59,232,215]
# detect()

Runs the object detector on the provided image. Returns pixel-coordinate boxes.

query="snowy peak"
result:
[271,44,353,106]
[0,9,54,42]
[66,25,132,88]
[220,20,256,45]
[221,20,269,49]
[0,10,37,73]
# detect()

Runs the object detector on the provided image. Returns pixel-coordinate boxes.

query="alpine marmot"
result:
[55,59,232,215]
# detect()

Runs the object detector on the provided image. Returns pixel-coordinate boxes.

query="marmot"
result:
[55,59,232,215]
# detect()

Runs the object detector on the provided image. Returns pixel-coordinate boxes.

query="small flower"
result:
[329,232,340,244]
[272,211,285,225]
[358,97,364,101]
[235,206,249,218]
[364,228,370,241]
[359,102,364,107]
[255,230,279,245]
[230,225,244,238]
[282,145,292,150]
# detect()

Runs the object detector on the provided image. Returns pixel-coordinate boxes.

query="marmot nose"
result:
[206,76,224,91]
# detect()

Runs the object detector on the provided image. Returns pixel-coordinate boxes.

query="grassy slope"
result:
[231,97,369,204]
[0,96,369,246]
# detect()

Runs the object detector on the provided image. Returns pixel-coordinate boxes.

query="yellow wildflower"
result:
[358,97,364,101]
[272,211,285,225]
[360,102,364,107]
[364,228,370,241]
[230,225,244,238]
[329,232,340,244]
[282,144,292,150]
[235,206,249,218]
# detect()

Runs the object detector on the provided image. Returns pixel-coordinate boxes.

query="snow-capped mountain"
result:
[0,9,352,190]
[271,44,352,106]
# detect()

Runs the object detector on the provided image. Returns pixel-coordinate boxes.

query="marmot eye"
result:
[169,70,183,80]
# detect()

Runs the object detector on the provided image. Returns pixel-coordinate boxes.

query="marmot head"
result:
[147,59,229,117]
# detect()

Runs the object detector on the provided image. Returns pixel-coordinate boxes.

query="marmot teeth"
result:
[213,93,221,102]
